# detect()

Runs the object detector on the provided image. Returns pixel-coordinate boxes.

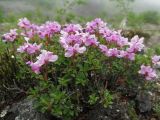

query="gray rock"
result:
[86,103,130,120]
[4,99,48,120]
[136,91,152,113]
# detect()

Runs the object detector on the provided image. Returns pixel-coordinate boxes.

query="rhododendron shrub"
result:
[1,18,158,120]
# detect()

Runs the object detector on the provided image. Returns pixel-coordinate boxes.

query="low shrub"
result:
[1,18,159,120]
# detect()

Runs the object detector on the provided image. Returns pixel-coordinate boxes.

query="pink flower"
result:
[2,29,18,42]
[37,21,61,39]
[60,31,82,48]
[152,55,160,65]
[83,33,99,46]
[106,32,121,43]
[66,33,82,45]
[27,50,58,74]
[17,42,42,54]
[99,27,112,39]
[45,21,61,33]
[117,37,128,47]
[138,65,157,80]
[99,28,128,47]
[63,24,82,33]
[18,18,31,29]
[37,25,48,39]
[86,18,107,33]
[65,47,75,57]
[60,31,86,57]
[21,24,39,38]
[65,44,86,57]
[37,50,58,63]
[127,35,144,53]
[99,44,108,56]
[26,61,41,74]
[107,48,120,57]
[119,51,135,60]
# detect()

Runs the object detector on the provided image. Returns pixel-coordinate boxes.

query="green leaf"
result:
[59,78,69,87]
[88,93,99,105]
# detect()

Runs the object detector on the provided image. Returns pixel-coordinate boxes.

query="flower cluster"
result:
[17,42,42,55]
[98,27,144,61]
[60,24,86,57]
[100,28,128,47]
[63,24,82,33]
[37,21,61,39]
[27,50,58,74]
[2,29,18,42]
[18,18,38,39]
[152,55,160,65]
[18,18,61,39]
[1,18,158,80]
[17,37,41,54]
[60,23,101,57]
[127,35,144,53]
[86,18,107,33]
[139,65,157,80]
[18,17,31,29]
[82,33,99,46]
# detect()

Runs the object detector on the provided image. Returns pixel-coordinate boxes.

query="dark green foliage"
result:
[0,41,37,106]
[27,42,154,119]
[29,81,76,120]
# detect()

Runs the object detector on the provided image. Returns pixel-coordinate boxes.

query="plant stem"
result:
[43,64,48,81]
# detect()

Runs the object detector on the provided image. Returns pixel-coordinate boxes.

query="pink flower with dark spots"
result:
[119,51,135,60]
[45,21,61,33]
[107,48,120,57]
[83,33,99,46]
[27,50,58,74]
[60,32,82,48]
[99,27,112,38]
[138,65,157,80]
[2,29,18,42]
[21,24,39,38]
[17,42,42,54]
[107,33,120,43]
[65,44,86,57]
[100,28,128,47]
[26,61,41,74]
[127,35,144,53]
[63,24,82,33]
[152,55,160,65]
[66,33,82,45]
[99,44,108,56]
[18,18,31,29]
[117,37,128,47]
[37,50,58,64]
[37,21,61,39]
[86,18,107,33]
[60,30,86,57]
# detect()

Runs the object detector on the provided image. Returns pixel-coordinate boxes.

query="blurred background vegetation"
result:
[0,0,160,26]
